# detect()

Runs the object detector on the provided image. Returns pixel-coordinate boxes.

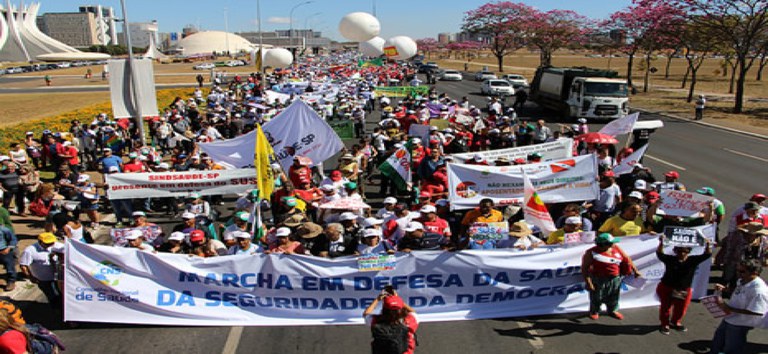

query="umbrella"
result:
[575,132,619,145]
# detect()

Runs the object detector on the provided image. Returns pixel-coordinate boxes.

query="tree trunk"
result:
[626,54,635,91]
[728,61,737,94]
[496,54,504,73]
[664,53,674,79]
[687,69,697,103]
[734,66,748,113]
[756,57,768,81]
[540,50,552,68]
[643,54,652,93]
[681,65,690,88]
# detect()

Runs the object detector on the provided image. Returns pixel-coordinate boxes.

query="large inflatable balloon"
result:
[338,12,381,42]
[359,37,385,57]
[263,48,293,67]
[383,36,418,60]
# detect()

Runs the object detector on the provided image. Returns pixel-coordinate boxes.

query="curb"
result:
[633,107,768,141]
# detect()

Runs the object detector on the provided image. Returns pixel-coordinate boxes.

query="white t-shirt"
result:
[725,277,768,327]
[20,242,64,281]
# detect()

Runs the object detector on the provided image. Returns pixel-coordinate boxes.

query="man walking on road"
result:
[695,94,706,120]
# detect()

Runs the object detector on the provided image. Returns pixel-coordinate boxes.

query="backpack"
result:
[371,320,409,354]
[26,323,65,354]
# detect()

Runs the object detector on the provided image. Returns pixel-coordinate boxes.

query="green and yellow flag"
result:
[254,124,275,200]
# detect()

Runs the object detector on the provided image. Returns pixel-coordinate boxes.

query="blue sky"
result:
[39,0,632,41]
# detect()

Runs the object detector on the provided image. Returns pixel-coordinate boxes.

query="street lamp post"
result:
[119,0,146,145]
[289,1,313,57]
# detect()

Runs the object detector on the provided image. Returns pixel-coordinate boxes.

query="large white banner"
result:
[105,169,256,200]
[599,112,639,137]
[108,59,159,119]
[613,144,648,176]
[658,189,714,217]
[450,139,573,164]
[198,100,344,172]
[447,154,599,210]
[65,237,668,326]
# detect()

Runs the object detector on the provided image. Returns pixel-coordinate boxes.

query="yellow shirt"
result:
[545,228,583,245]
[461,209,504,225]
[598,215,644,236]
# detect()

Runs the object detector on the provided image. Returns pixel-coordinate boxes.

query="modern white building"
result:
[119,20,158,49]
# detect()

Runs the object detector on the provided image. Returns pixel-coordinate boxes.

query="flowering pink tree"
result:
[463,2,537,72]
[526,9,590,67]
[416,38,440,59]
[605,0,685,91]
[674,0,768,113]
[447,41,484,60]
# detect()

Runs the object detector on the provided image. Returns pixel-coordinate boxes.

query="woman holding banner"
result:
[655,235,712,335]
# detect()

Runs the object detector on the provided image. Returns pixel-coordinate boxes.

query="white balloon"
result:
[263,48,294,68]
[383,36,418,60]
[338,12,381,42]
[358,37,385,57]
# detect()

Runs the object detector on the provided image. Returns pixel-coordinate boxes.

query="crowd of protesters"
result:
[0,52,765,351]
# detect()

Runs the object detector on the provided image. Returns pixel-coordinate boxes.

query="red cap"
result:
[513,158,527,164]
[419,191,432,198]
[190,230,205,243]
[383,295,404,310]
[751,193,766,202]
[646,191,660,202]
[664,171,680,179]
[330,170,342,181]
[603,170,615,177]
[429,139,439,145]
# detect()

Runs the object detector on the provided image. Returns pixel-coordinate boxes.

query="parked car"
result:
[474,70,497,81]
[225,60,246,67]
[440,70,463,81]
[501,74,529,88]
[4,67,23,74]
[56,62,71,68]
[418,63,439,73]
[481,79,514,96]
[193,63,216,70]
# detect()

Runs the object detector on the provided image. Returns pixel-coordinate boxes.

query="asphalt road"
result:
[26,76,768,354]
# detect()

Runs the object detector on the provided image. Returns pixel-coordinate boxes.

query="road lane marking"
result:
[723,148,768,163]
[221,326,244,354]
[515,321,544,350]
[645,154,687,171]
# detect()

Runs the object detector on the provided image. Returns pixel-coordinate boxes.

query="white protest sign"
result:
[599,112,639,136]
[65,237,666,326]
[447,154,599,210]
[451,139,573,164]
[663,226,704,247]
[658,190,714,217]
[106,169,256,200]
[613,144,649,176]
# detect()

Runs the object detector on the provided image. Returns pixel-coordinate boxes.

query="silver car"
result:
[440,70,463,81]
[481,79,514,96]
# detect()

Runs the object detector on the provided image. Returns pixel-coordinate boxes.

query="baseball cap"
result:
[363,229,382,238]
[132,211,146,218]
[404,222,424,232]
[339,212,357,222]
[696,187,715,196]
[420,205,437,214]
[189,230,206,243]
[282,196,298,207]
[664,171,680,179]
[157,163,170,169]
[168,232,186,241]
[232,231,252,239]
[745,202,761,211]
[330,170,343,181]
[383,295,404,310]
[182,212,196,219]
[751,193,766,202]
[125,230,144,241]
[363,217,384,227]
[344,182,358,190]
[128,152,138,158]
[595,233,620,245]
[646,191,660,201]
[418,191,431,199]
[320,184,335,192]
[628,191,644,200]
[634,180,648,190]
[38,232,57,244]
[236,212,251,222]
[565,216,582,225]
[77,174,90,183]
[275,227,291,237]
[383,197,398,205]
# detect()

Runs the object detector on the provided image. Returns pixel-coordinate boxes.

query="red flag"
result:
[523,172,557,235]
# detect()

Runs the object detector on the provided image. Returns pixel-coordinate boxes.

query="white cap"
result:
[157,163,170,169]
[125,230,144,240]
[628,191,644,199]
[565,216,582,225]
[404,222,424,232]
[383,197,398,205]
[338,212,357,221]
[62,141,72,146]
[320,184,335,192]
[275,227,291,237]
[412,138,422,144]
[233,230,252,239]
[634,180,647,190]
[131,211,146,217]
[182,212,196,219]
[168,232,186,241]
[429,126,438,131]
[363,217,384,227]
[363,229,382,238]
[77,174,90,182]
[420,205,437,214]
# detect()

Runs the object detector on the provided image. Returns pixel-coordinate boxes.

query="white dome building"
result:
[175,31,256,56]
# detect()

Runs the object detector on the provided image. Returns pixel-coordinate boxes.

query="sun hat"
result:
[38,233,57,244]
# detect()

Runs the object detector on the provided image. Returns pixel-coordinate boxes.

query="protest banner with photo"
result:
[105,169,256,200]
[66,236,670,326]
[613,144,649,175]
[110,226,162,247]
[467,222,509,241]
[663,226,705,247]
[450,139,573,164]
[357,254,397,272]
[658,190,714,217]
[447,154,599,210]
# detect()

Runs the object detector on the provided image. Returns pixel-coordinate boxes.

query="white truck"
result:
[530,67,630,120]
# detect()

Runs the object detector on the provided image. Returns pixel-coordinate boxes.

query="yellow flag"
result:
[254,124,275,200]
[254,49,263,72]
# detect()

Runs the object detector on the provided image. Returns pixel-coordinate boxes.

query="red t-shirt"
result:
[421,217,451,237]
[0,329,27,354]
[369,314,419,354]
[123,161,146,173]
[587,246,627,277]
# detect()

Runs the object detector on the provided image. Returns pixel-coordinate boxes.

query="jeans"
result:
[710,320,751,354]
[0,250,17,283]
[2,188,24,214]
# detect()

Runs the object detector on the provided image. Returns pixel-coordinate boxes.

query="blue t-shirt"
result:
[99,155,123,173]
